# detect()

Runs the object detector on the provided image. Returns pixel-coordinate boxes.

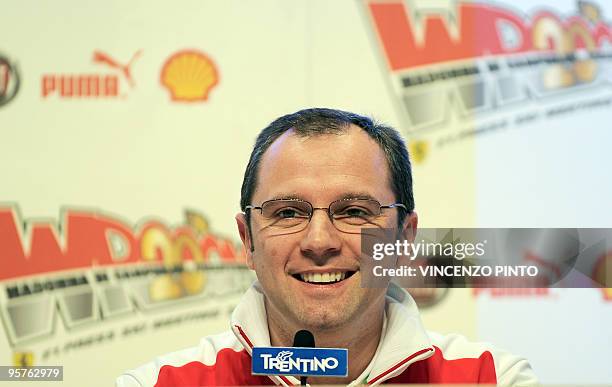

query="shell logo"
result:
[160,49,219,102]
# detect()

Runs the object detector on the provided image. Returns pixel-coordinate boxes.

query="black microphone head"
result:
[293,329,315,348]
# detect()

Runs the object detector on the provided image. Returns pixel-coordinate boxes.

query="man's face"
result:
[236,125,413,331]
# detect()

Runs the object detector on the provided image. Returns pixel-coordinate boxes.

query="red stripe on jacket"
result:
[154,348,273,386]
[385,346,497,384]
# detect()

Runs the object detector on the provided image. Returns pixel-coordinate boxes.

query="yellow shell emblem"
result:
[161,50,219,102]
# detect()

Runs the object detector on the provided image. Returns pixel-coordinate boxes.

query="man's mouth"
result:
[292,271,357,284]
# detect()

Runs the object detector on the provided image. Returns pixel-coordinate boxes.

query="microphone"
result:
[293,330,315,386]
[293,330,315,347]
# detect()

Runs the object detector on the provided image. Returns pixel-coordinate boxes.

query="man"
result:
[117,108,537,386]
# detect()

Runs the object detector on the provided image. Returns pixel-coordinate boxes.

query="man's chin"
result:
[291,304,356,332]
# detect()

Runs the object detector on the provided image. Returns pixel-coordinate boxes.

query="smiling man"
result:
[117,108,537,386]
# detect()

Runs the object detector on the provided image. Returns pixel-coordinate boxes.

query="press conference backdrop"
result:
[1,0,610,385]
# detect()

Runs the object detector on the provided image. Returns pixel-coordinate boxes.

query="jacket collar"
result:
[230,282,297,386]
[365,283,434,384]
[230,281,434,386]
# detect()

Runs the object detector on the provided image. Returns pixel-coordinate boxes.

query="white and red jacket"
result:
[117,282,537,386]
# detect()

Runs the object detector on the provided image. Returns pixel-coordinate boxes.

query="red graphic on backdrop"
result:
[367,1,612,70]
[93,50,141,87]
[0,205,245,281]
[41,50,141,98]
[0,53,20,107]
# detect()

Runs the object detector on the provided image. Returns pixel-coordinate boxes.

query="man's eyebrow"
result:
[264,192,379,202]
[267,193,304,201]
[337,192,378,201]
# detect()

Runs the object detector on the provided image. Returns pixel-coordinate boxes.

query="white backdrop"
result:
[1,0,610,385]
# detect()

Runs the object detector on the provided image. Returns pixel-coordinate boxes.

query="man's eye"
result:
[275,208,302,218]
[339,207,371,217]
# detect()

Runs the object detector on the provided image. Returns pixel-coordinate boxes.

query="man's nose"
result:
[299,209,342,262]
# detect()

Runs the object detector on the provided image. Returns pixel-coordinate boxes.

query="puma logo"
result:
[93,50,142,87]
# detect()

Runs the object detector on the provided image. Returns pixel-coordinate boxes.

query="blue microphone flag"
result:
[251,347,348,377]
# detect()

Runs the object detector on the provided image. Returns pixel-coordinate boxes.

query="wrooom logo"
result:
[365,1,612,131]
[252,347,348,377]
[0,205,250,347]
[0,205,245,281]
[367,0,612,70]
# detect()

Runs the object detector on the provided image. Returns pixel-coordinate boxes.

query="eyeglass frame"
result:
[244,198,407,231]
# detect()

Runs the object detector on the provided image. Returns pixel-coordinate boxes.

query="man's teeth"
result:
[300,272,346,283]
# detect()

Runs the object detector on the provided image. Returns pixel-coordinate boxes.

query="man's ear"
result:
[401,211,418,243]
[395,211,418,269]
[236,213,254,270]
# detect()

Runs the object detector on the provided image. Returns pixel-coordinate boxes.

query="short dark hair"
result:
[240,108,414,229]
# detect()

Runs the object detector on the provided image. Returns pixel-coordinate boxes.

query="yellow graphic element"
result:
[573,59,597,82]
[186,210,209,235]
[141,224,208,301]
[533,16,567,52]
[148,269,207,301]
[181,270,206,295]
[161,50,219,102]
[141,226,178,266]
[579,1,601,23]
[593,251,612,287]
[173,234,205,263]
[149,274,183,301]
[533,14,598,90]
[13,352,34,367]
[409,140,429,164]
[542,64,575,89]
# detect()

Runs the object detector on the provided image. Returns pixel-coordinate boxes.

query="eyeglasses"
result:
[245,198,407,234]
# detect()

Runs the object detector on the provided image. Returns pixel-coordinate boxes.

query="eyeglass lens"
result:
[259,199,384,233]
